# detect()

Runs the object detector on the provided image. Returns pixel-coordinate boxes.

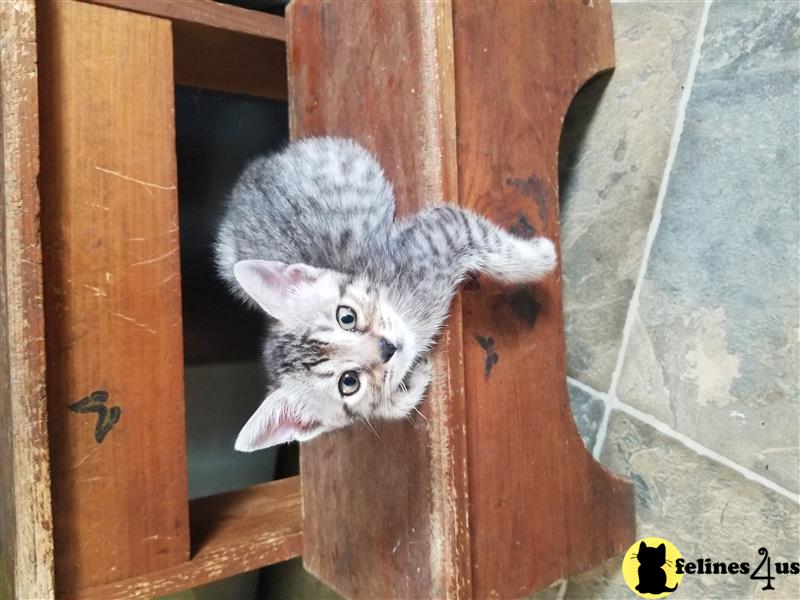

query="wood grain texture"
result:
[289,1,472,598]
[84,0,288,100]
[86,0,285,40]
[0,2,56,599]
[76,477,303,600]
[172,21,287,101]
[37,0,189,593]
[452,1,635,597]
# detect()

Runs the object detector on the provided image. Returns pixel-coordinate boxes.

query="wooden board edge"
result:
[419,2,472,598]
[74,478,303,600]
[554,0,636,512]
[0,1,56,599]
[532,0,636,586]
[83,0,285,41]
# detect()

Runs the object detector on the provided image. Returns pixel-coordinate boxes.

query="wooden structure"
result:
[0,1,634,599]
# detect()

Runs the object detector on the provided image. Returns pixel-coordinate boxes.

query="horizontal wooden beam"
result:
[84,0,288,100]
[75,477,303,600]
[172,20,287,101]
[87,0,285,40]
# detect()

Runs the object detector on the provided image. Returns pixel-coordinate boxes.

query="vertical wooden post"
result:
[288,2,472,598]
[0,2,56,599]
[292,1,634,598]
[38,1,190,594]
[452,1,634,597]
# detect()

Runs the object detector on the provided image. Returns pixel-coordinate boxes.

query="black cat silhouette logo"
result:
[68,390,121,443]
[622,537,683,598]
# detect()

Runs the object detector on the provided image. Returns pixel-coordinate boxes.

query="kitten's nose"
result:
[379,337,397,363]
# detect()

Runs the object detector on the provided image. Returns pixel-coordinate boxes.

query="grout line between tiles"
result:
[569,376,800,505]
[555,579,568,600]
[592,0,713,459]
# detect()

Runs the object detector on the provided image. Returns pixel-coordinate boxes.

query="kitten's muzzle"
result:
[379,337,397,363]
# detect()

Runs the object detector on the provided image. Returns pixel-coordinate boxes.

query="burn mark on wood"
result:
[475,335,499,378]
[505,175,549,226]
[509,214,536,239]
[68,390,121,443]
[508,286,542,327]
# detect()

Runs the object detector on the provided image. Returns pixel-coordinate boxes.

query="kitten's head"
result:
[231,259,417,451]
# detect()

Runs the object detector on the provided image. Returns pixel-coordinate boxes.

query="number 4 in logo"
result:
[751,547,776,591]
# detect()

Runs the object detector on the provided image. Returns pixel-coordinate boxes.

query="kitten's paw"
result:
[405,357,433,394]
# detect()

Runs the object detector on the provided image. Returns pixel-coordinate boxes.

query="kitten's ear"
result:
[233,259,323,316]
[235,389,306,452]
[639,541,647,553]
[657,543,666,555]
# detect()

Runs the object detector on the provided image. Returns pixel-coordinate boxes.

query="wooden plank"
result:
[84,0,288,100]
[87,0,285,40]
[172,21,287,100]
[452,1,635,597]
[288,1,472,598]
[76,477,303,600]
[37,0,190,593]
[0,2,56,599]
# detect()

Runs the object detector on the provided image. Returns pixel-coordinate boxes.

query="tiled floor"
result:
[559,1,800,597]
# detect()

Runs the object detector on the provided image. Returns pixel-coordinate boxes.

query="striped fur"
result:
[215,137,556,450]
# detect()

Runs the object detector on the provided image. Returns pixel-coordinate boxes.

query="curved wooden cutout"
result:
[452,1,634,597]
[289,1,634,598]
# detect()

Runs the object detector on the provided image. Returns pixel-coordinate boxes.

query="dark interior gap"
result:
[174,85,298,499]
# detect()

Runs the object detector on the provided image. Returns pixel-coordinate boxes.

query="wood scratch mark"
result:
[68,445,101,471]
[106,309,157,335]
[83,284,107,298]
[94,165,176,195]
[89,202,110,212]
[130,247,178,267]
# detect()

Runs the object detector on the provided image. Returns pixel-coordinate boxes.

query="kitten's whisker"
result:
[361,415,383,443]
[412,406,428,422]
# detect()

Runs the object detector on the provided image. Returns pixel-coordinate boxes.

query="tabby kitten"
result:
[216,137,556,451]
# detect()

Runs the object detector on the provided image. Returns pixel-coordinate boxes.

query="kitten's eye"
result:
[336,305,357,331]
[338,370,360,396]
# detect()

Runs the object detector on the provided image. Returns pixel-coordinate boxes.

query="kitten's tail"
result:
[479,235,557,284]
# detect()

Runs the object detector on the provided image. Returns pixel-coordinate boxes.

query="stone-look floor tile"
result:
[528,580,564,599]
[559,1,704,392]
[565,412,800,600]
[618,1,800,492]
[568,381,605,452]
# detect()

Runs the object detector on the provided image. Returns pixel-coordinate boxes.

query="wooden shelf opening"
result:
[76,477,302,600]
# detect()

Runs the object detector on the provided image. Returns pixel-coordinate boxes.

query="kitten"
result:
[215,137,556,451]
